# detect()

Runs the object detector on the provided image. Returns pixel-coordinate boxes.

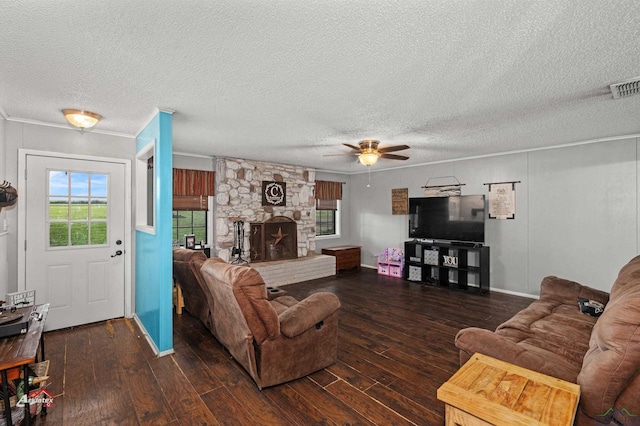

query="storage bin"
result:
[424,248,439,266]
[378,263,390,275]
[389,264,403,278]
[408,265,422,281]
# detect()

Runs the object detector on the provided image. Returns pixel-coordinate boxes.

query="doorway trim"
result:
[17,149,133,318]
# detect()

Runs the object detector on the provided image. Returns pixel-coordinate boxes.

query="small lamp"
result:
[63,109,102,129]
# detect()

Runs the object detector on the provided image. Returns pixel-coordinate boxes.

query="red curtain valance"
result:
[173,169,215,196]
[315,180,342,200]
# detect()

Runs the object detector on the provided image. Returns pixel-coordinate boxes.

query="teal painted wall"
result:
[135,111,173,353]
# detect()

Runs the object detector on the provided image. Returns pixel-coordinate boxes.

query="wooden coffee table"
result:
[437,353,580,426]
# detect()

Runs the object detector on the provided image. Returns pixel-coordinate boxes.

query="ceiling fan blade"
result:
[323,153,359,157]
[381,153,410,160]
[343,143,362,151]
[378,144,410,153]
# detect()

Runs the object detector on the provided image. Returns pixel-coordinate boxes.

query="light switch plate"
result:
[6,290,36,307]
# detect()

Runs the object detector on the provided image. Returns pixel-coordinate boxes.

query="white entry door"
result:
[25,154,126,330]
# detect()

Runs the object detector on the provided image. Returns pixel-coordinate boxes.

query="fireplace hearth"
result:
[250,216,298,262]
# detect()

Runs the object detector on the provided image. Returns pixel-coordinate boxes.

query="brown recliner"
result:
[172,248,216,334]
[200,257,341,389]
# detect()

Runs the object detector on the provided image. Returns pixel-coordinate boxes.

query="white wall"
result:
[173,154,215,171]
[0,116,7,297]
[348,137,639,296]
[4,121,135,292]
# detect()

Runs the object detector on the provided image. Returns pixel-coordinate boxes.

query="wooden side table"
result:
[0,304,49,426]
[321,246,361,272]
[173,284,185,314]
[437,353,580,426]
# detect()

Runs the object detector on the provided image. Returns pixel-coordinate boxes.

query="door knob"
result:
[111,250,123,258]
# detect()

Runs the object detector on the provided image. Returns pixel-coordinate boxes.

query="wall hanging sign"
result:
[421,176,465,197]
[485,181,520,219]
[262,181,286,206]
[392,188,408,215]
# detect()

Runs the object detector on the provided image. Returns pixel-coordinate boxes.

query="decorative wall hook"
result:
[421,176,465,197]
[0,181,18,211]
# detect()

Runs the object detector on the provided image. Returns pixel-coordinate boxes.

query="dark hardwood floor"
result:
[33,268,533,425]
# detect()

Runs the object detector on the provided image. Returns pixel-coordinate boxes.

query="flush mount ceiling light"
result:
[357,140,381,166]
[62,109,102,129]
[358,150,380,166]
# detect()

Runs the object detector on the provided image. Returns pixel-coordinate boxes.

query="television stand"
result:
[451,241,482,248]
[404,240,490,294]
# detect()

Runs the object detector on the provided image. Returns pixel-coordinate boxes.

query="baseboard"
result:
[489,287,538,299]
[132,314,175,357]
[361,263,538,299]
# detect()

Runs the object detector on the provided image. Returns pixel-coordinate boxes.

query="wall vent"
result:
[610,77,640,99]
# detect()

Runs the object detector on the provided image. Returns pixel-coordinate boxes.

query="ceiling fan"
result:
[327,140,410,166]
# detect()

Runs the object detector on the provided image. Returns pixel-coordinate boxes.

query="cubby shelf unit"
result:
[404,240,490,294]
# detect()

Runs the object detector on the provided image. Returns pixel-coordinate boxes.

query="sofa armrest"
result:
[455,327,560,373]
[540,276,609,305]
[279,292,340,338]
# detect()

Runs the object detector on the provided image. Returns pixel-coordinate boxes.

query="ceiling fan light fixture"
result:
[63,109,102,129]
[358,140,381,166]
[359,151,380,166]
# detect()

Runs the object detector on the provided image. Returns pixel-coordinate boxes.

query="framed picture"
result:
[184,234,196,249]
[391,188,408,215]
[262,181,286,206]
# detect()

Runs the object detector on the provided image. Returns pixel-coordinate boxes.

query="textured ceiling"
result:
[1,1,640,173]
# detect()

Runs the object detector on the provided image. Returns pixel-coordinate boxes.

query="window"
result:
[48,170,108,247]
[315,180,342,238]
[135,139,155,234]
[316,199,340,237]
[173,210,207,245]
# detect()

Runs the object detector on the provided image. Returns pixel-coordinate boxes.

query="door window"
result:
[48,171,109,247]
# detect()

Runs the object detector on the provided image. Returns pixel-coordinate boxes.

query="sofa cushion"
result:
[577,275,640,420]
[540,276,609,306]
[609,254,640,300]
[494,299,598,381]
[279,292,341,338]
[204,260,280,343]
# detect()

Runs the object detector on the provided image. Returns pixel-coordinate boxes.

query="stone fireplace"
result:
[250,216,298,262]
[214,157,336,285]
[214,157,316,262]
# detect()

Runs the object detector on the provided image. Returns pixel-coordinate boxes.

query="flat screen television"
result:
[408,195,485,243]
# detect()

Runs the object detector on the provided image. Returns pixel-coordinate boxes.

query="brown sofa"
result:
[172,248,217,335]
[200,257,341,389]
[455,256,640,425]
